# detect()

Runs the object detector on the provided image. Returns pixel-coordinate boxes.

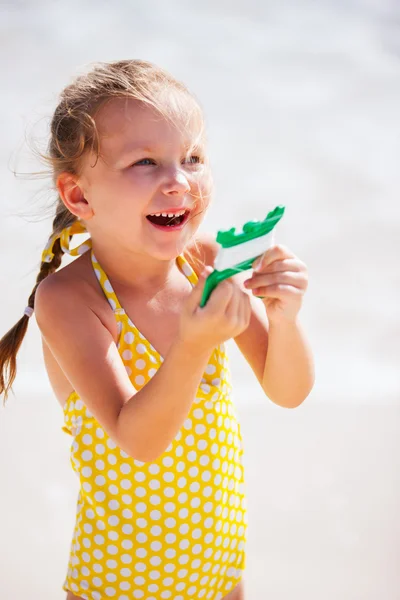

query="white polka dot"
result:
[135,375,145,386]
[122,350,133,360]
[205,364,216,374]
[136,343,146,354]
[94,535,105,545]
[81,450,92,461]
[151,541,162,551]
[104,280,113,293]
[165,518,176,528]
[121,568,132,577]
[124,332,135,344]
[121,554,133,564]
[120,463,131,475]
[182,262,193,276]
[135,359,146,369]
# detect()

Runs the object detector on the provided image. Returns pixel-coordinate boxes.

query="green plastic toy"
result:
[200,205,285,307]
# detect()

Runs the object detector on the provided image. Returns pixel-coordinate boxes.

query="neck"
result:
[90,241,182,296]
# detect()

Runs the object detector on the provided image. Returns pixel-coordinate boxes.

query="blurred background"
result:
[0,0,399,598]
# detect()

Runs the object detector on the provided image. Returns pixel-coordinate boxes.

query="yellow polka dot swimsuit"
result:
[61,248,247,600]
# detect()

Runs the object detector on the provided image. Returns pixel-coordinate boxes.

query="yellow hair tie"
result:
[41,220,92,263]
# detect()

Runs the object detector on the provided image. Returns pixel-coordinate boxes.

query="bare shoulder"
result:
[35,252,115,335]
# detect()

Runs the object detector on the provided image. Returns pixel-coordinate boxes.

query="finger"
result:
[245,271,307,290]
[187,265,214,312]
[205,279,234,315]
[261,258,306,274]
[251,284,304,298]
[253,244,295,272]
[225,282,242,321]
[239,292,251,329]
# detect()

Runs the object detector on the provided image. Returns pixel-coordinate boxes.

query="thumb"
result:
[186,265,214,312]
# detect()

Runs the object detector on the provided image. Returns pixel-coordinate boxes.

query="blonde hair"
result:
[0,59,211,403]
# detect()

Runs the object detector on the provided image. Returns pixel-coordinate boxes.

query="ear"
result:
[56,172,94,220]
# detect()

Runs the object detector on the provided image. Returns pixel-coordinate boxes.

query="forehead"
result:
[94,96,202,156]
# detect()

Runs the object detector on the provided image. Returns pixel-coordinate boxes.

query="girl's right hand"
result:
[179,266,252,353]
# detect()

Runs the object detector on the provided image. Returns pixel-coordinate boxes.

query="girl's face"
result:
[79,97,211,261]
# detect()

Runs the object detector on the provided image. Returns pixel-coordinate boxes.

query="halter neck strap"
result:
[41,220,91,263]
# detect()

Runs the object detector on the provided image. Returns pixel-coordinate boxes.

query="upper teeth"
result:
[148,210,186,217]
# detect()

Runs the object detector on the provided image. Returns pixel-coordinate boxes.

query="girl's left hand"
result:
[243,245,308,323]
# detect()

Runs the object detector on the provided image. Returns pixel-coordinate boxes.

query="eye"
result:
[133,158,155,166]
[184,155,202,165]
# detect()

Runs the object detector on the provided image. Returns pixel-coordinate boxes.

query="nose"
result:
[161,167,191,196]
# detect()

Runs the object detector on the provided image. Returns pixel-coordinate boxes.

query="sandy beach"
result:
[1,1,399,598]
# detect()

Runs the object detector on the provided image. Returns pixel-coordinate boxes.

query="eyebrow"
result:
[119,144,155,156]
[117,143,203,162]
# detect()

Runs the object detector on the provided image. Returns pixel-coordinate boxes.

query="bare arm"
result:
[35,277,211,462]
[117,340,212,461]
[262,318,314,408]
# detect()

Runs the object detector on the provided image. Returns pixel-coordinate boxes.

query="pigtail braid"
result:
[0,203,76,404]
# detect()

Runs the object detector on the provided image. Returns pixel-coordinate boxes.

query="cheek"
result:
[193,174,213,210]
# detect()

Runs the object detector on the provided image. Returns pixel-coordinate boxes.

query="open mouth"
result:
[146,209,189,229]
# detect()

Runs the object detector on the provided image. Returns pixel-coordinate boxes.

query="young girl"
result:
[0,60,314,600]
